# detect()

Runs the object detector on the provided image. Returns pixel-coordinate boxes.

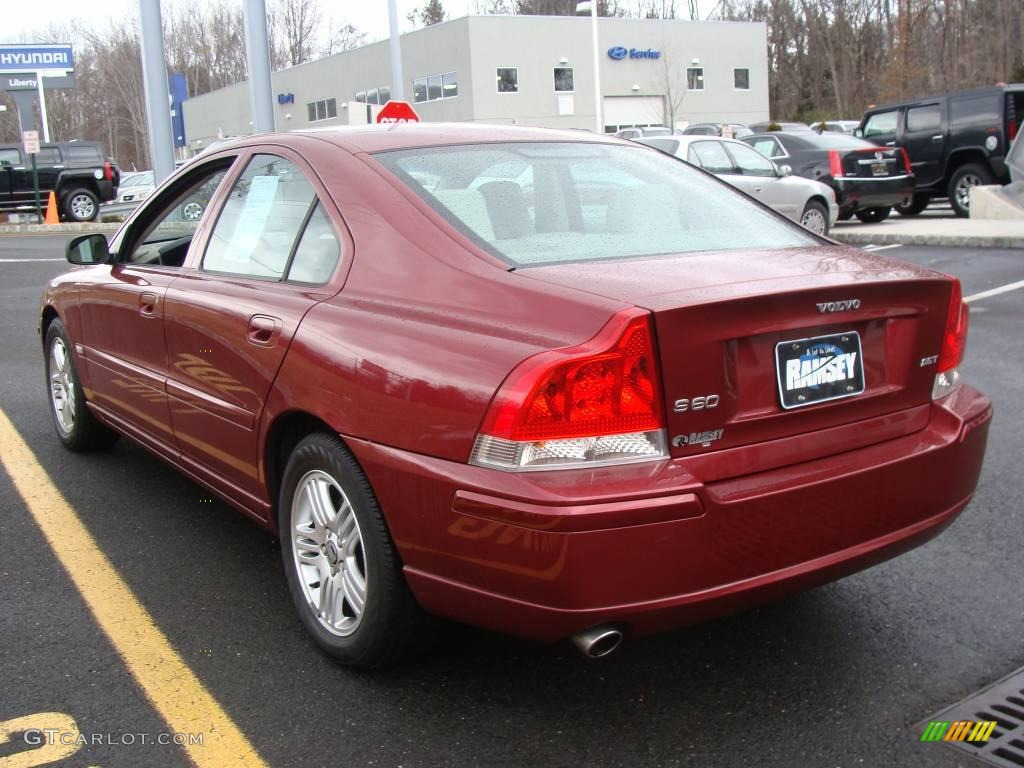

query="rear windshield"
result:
[799,134,875,149]
[373,142,814,267]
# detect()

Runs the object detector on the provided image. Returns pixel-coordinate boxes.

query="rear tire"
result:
[278,432,429,669]
[948,163,994,218]
[854,207,891,224]
[61,188,99,222]
[895,193,931,216]
[799,200,830,236]
[837,210,853,222]
[44,318,119,452]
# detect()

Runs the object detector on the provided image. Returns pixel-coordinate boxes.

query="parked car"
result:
[41,125,990,667]
[810,120,860,134]
[0,141,120,222]
[744,131,914,222]
[747,121,812,133]
[856,84,1024,217]
[613,126,672,140]
[115,171,155,204]
[681,123,754,139]
[638,135,837,235]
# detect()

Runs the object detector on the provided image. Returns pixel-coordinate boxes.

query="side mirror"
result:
[66,234,111,265]
[853,127,864,138]
[778,164,793,177]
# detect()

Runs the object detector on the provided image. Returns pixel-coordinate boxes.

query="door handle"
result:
[247,314,281,347]
[885,141,896,146]
[931,134,943,142]
[139,291,159,317]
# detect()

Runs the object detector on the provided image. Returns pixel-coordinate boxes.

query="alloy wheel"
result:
[954,173,982,211]
[291,470,368,637]
[182,202,203,221]
[48,337,76,435]
[70,194,96,220]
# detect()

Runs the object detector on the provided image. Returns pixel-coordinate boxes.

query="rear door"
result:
[723,141,797,218]
[0,146,21,207]
[162,149,347,502]
[902,102,945,187]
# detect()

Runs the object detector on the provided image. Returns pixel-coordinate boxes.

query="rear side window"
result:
[906,105,941,132]
[36,147,62,164]
[203,154,316,279]
[65,145,102,163]
[287,203,340,284]
[373,142,814,267]
[951,94,1000,129]
[862,111,897,138]
[689,141,735,173]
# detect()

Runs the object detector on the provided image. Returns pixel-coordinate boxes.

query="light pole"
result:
[577,1,603,134]
[388,0,405,101]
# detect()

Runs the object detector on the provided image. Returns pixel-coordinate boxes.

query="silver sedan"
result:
[637,135,839,235]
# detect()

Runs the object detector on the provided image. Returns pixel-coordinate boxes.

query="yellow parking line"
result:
[0,409,267,768]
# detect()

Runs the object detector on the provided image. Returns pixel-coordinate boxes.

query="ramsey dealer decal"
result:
[785,343,858,391]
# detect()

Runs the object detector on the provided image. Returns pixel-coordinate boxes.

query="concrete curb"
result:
[832,230,1024,249]
[0,223,122,235]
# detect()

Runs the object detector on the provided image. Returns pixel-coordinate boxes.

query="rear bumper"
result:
[836,175,915,212]
[349,385,991,643]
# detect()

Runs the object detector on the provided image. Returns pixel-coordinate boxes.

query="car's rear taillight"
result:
[104,161,113,181]
[1009,120,1018,141]
[828,149,844,178]
[933,278,969,400]
[470,309,668,471]
[900,148,912,174]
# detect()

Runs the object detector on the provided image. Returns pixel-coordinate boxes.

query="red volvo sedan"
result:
[40,125,991,667]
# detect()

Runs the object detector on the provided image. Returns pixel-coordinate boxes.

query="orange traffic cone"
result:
[44,191,59,225]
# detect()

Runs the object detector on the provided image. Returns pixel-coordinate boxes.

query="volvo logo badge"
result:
[817,299,861,313]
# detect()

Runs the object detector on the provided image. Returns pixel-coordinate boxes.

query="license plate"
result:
[871,162,888,176]
[775,332,865,410]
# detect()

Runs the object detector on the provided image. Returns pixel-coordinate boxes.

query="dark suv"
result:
[857,84,1024,217]
[0,141,120,222]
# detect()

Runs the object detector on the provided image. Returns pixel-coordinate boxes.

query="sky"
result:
[7,0,480,44]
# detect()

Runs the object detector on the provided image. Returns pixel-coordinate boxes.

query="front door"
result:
[75,159,236,455]
[724,141,797,218]
[163,151,344,506]
[901,102,945,188]
[0,146,20,207]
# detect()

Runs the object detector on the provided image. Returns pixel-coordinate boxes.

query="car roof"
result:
[638,135,755,151]
[293,123,623,153]
[864,83,1024,113]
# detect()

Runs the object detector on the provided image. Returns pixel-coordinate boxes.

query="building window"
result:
[687,67,704,91]
[554,67,574,92]
[379,86,391,104]
[355,87,391,105]
[497,67,518,93]
[442,71,458,98]
[307,97,337,122]
[411,72,457,103]
[355,90,366,103]
[734,68,749,90]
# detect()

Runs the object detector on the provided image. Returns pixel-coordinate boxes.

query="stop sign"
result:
[376,101,420,124]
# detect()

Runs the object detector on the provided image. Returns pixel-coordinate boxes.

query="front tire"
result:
[948,163,994,218]
[44,318,119,451]
[855,206,891,223]
[61,188,99,222]
[279,432,428,668]
[800,200,830,236]
[895,193,931,216]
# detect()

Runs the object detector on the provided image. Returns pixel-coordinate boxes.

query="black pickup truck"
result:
[0,141,120,222]
[856,84,1024,217]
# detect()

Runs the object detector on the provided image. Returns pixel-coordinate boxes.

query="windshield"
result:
[373,142,814,267]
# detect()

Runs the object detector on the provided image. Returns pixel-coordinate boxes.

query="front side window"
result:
[687,67,704,91]
[689,141,734,173]
[554,67,574,92]
[906,104,941,132]
[734,68,750,90]
[0,148,23,165]
[862,110,897,138]
[497,67,518,93]
[124,163,231,267]
[727,142,777,177]
[373,142,813,268]
[203,154,317,279]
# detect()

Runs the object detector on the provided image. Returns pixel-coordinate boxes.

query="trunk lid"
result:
[840,146,906,178]
[520,245,953,460]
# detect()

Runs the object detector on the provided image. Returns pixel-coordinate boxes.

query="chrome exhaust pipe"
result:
[571,625,623,658]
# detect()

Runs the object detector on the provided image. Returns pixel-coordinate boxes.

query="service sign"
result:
[0,44,74,73]
[23,130,39,155]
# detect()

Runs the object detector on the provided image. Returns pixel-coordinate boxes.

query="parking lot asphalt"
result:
[0,235,1021,768]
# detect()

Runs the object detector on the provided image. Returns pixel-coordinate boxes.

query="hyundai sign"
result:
[607,46,660,60]
[0,44,74,73]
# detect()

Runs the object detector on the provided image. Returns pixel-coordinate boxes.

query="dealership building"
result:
[182,15,768,149]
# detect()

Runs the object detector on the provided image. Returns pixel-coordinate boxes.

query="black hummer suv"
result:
[856,84,1024,217]
[0,141,120,222]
